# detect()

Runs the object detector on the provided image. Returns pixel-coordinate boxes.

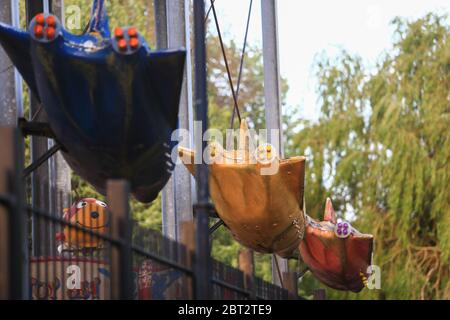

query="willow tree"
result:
[294,14,449,299]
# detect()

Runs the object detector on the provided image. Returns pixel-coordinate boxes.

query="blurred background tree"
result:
[293,14,449,299]
[21,0,448,299]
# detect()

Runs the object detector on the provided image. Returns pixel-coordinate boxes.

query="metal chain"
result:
[230,0,253,129]
[209,0,242,124]
[204,0,216,23]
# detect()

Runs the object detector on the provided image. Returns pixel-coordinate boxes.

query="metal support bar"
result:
[23,144,61,178]
[238,248,255,299]
[180,221,196,299]
[193,203,218,218]
[209,219,224,235]
[11,0,23,119]
[193,0,211,300]
[162,0,194,241]
[107,180,133,300]
[18,119,56,139]
[153,0,175,240]
[283,271,298,300]
[261,0,283,154]
[26,0,53,257]
[261,0,289,286]
[48,0,71,261]
[153,0,168,49]
[52,0,64,22]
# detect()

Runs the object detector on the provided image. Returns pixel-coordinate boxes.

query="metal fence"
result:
[0,127,303,300]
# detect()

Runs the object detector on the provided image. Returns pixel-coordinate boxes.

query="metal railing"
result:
[0,127,304,300]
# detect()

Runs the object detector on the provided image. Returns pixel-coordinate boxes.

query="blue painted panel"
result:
[0,1,186,203]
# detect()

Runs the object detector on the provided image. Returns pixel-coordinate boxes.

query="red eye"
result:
[118,39,127,51]
[114,27,124,39]
[127,27,138,38]
[46,16,56,27]
[35,14,45,25]
[129,38,139,49]
[34,25,44,38]
[46,27,56,40]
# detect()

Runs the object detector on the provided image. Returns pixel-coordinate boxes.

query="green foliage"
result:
[295,13,449,299]
[63,0,156,46]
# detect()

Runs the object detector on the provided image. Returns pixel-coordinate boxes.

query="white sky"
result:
[211,0,449,121]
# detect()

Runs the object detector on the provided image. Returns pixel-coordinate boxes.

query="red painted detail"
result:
[46,27,56,40]
[129,37,139,49]
[114,27,124,39]
[35,14,45,25]
[46,15,56,27]
[34,25,44,38]
[128,27,138,38]
[118,39,127,51]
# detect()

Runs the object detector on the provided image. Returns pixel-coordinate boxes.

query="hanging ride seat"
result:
[179,120,374,292]
[0,0,186,203]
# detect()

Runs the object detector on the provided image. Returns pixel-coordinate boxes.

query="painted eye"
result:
[334,220,352,238]
[76,201,88,209]
[96,201,107,208]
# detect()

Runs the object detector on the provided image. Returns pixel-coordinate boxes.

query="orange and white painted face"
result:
[62,198,108,249]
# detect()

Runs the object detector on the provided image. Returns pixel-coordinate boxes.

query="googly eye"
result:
[335,220,352,238]
[76,201,88,209]
[96,200,107,208]
[254,143,277,162]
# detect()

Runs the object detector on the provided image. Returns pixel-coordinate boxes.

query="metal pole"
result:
[261,0,289,285]
[180,221,196,299]
[11,0,23,119]
[0,1,16,126]
[193,0,211,300]
[107,180,134,300]
[27,0,53,257]
[283,271,298,300]
[161,0,194,241]
[153,0,168,49]
[48,0,71,228]
[153,0,176,240]
[238,248,255,299]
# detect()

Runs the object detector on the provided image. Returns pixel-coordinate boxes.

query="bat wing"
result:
[0,23,40,100]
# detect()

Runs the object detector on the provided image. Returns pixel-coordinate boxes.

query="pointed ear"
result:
[62,208,69,220]
[238,119,249,150]
[178,147,196,176]
[323,198,337,224]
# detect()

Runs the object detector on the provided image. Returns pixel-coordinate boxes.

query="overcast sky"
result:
[211,0,449,121]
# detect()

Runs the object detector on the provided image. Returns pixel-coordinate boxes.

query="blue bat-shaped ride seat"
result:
[0,0,186,203]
